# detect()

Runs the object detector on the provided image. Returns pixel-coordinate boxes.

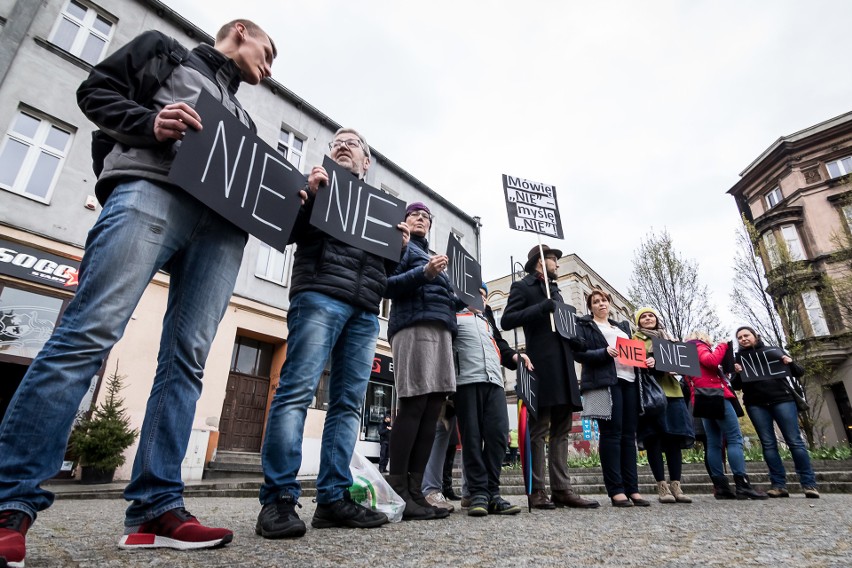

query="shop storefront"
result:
[0,237,102,473]
[0,238,85,418]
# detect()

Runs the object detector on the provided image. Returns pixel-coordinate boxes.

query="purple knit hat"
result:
[405,202,431,217]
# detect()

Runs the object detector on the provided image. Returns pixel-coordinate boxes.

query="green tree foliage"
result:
[68,370,138,471]
[628,228,723,340]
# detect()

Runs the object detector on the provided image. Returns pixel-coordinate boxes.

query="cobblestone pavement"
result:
[22,494,852,567]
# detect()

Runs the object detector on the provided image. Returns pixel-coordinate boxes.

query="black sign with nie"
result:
[650,338,700,376]
[168,90,305,252]
[516,364,539,419]
[446,234,483,311]
[309,156,405,262]
[554,302,577,339]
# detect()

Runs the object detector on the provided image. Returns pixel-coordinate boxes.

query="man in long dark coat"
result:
[501,245,599,510]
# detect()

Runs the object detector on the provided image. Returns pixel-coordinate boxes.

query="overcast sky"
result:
[164,0,852,331]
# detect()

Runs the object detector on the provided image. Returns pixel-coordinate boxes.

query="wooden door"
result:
[218,372,270,452]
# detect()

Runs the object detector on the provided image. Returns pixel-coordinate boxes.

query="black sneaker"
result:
[311,491,389,529]
[256,494,306,539]
[467,495,489,517]
[488,496,521,515]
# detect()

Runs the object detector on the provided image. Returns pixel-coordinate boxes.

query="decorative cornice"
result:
[754,206,804,233]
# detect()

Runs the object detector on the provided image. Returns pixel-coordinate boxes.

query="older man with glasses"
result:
[256,128,410,538]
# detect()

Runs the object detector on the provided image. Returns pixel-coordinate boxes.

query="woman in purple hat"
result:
[384,202,465,521]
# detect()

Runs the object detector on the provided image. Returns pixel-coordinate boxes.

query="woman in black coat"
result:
[501,245,597,510]
[573,290,648,507]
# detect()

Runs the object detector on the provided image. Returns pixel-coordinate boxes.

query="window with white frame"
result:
[801,290,829,336]
[765,187,782,209]
[762,231,781,267]
[277,127,305,172]
[255,242,289,285]
[827,155,852,179]
[841,204,852,232]
[49,0,114,65]
[781,296,804,341]
[0,110,72,202]
[780,224,805,260]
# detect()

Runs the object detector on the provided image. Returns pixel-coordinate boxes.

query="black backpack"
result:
[90,37,190,178]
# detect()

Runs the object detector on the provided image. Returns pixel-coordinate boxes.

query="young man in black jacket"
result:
[0,21,276,565]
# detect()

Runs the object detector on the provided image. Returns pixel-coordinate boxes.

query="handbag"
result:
[692,387,726,419]
[639,372,667,416]
[717,369,744,418]
[783,380,810,413]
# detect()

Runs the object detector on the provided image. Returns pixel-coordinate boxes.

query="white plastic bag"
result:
[348,450,405,523]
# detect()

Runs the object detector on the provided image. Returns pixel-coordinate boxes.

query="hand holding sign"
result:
[615,337,647,368]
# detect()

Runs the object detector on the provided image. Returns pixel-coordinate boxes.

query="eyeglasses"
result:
[406,211,431,220]
[328,139,363,151]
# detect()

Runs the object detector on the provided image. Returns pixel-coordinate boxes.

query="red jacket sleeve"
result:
[698,341,728,368]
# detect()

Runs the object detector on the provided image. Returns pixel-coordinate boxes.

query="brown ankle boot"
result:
[670,480,692,503]
[656,480,676,504]
[551,488,600,509]
[528,489,556,510]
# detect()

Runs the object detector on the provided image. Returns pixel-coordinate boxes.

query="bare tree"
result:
[628,228,723,340]
[729,217,785,347]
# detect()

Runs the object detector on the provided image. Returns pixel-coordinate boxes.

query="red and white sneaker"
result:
[0,509,31,568]
[118,507,232,550]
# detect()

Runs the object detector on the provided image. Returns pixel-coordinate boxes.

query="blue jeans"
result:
[0,180,245,524]
[747,401,816,488]
[259,291,379,505]
[702,399,746,478]
[422,415,453,495]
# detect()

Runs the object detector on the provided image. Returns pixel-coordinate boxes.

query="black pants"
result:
[389,392,444,475]
[379,439,390,472]
[645,435,683,482]
[455,382,508,500]
[598,378,640,497]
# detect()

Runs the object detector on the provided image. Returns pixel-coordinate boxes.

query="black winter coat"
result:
[573,315,633,392]
[288,193,397,314]
[501,273,581,410]
[385,236,462,339]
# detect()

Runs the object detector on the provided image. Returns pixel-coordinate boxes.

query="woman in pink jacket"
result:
[685,332,766,500]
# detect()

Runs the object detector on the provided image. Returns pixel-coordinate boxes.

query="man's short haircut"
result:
[585,289,612,313]
[216,19,277,59]
[333,127,371,158]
